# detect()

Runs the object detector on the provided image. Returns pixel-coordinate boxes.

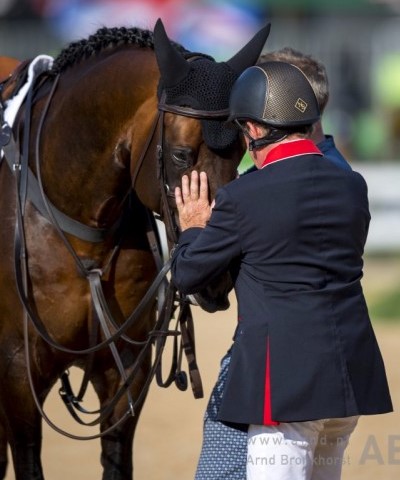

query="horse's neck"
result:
[37,52,161,228]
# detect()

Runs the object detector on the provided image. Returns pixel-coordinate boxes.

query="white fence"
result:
[352,163,400,253]
[156,163,400,256]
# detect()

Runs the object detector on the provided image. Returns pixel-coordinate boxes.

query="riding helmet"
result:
[229,61,320,128]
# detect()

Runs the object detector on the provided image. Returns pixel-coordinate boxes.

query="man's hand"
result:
[175,170,212,231]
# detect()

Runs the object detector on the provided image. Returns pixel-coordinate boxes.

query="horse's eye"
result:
[171,148,194,170]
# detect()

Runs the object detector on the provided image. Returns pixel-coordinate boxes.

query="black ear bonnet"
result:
[158,57,240,150]
[153,19,271,151]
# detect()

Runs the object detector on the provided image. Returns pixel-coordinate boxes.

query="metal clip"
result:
[88,268,103,278]
[0,122,12,148]
[170,244,178,257]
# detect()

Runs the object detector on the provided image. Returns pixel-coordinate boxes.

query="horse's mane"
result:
[50,26,189,75]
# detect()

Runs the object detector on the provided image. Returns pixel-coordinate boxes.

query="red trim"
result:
[261,139,322,168]
[263,338,279,425]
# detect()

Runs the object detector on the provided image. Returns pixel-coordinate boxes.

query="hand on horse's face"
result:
[175,171,213,231]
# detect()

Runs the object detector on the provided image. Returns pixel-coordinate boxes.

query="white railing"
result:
[353,163,400,252]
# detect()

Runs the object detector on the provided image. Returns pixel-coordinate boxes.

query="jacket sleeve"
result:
[171,187,241,294]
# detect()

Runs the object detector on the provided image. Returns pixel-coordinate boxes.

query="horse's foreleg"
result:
[0,418,8,480]
[93,347,152,480]
[100,416,137,480]
[8,419,43,480]
[2,393,44,480]
[0,349,45,480]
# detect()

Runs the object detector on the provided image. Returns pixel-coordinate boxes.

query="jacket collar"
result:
[261,139,322,168]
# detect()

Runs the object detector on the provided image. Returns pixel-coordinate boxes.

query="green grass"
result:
[369,288,400,322]
[238,152,253,174]
[364,253,400,322]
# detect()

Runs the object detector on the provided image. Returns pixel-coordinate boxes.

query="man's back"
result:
[225,153,369,292]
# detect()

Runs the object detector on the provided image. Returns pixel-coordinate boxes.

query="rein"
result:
[0,64,206,439]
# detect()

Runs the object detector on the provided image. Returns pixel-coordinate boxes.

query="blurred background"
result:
[1,2,399,479]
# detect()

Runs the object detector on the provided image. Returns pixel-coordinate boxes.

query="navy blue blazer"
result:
[171,151,392,426]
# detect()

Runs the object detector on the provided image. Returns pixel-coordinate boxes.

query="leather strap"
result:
[159,102,230,119]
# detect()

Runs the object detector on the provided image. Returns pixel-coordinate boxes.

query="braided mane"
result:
[51,26,188,75]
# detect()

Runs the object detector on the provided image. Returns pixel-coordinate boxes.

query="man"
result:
[171,61,392,480]
[195,48,354,480]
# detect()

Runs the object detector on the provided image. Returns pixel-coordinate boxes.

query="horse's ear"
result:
[226,23,271,74]
[153,18,190,87]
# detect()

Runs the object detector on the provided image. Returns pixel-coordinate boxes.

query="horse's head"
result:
[153,19,270,202]
[149,20,270,312]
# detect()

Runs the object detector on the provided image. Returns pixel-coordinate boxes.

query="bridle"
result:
[133,92,231,241]
[159,102,230,120]
[0,62,230,440]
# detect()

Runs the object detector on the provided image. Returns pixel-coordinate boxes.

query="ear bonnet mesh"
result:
[158,56,240,151]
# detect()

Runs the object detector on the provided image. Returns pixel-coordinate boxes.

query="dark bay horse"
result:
[0,19,269,479]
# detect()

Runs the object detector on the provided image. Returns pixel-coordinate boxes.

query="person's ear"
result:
[246,121,258,137]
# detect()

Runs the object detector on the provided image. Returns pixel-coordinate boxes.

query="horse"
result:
[0,19,270,479]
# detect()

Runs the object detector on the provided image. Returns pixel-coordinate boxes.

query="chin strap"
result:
[248,130,288,151]
[234,119,288,151]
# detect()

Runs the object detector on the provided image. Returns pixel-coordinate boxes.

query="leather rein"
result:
[0,64,228,440]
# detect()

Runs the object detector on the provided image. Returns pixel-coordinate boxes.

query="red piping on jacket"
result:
[263,338,279,426]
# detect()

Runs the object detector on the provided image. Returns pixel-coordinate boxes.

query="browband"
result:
[158,102,230,120]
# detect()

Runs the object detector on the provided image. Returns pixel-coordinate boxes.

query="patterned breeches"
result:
[195,350,247,480]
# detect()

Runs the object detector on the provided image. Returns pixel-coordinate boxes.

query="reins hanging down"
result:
[1,61,203,440]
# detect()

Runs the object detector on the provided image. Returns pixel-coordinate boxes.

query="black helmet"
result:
[229,61,320,128]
